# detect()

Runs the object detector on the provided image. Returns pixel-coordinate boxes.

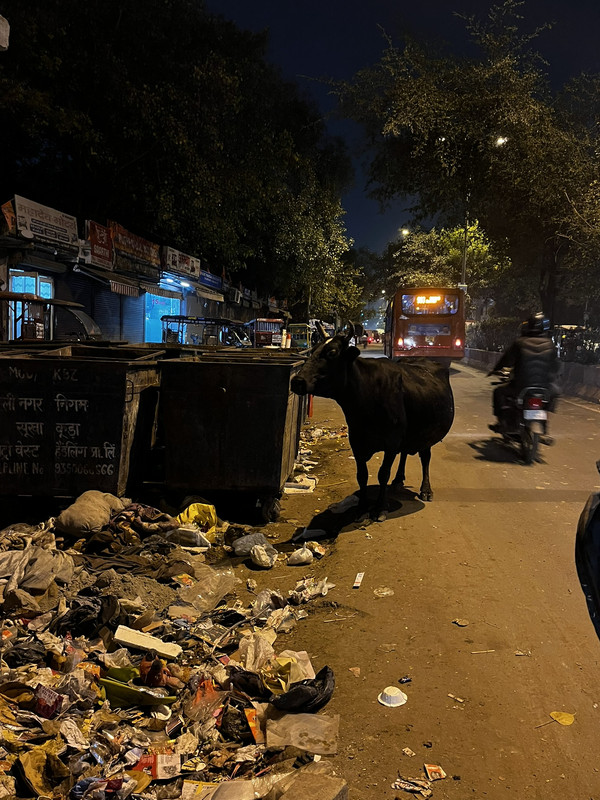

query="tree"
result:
[335,1,598,321]
[0,0,357,312]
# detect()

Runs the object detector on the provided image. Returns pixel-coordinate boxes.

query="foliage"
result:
[0,0,357,312]
[334,0,599,320]
[373,221,511,301]
[466,316,521,351]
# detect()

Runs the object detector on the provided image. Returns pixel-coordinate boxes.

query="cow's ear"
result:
[345,345,360,363]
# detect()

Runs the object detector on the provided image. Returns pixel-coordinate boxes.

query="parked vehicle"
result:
[489,369,551,464]
[161,316,250,347]
[244,318,285,347]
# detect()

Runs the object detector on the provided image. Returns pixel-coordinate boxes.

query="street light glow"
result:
[495,136,508,146]
[401,228,410,236]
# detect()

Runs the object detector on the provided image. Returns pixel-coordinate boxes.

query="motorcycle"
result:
[490,369,551,464]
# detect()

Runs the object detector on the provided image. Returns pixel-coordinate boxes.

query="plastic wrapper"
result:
[232,532,268,557]
[266,712,340,754]
[287,547,313,566]
[178,564,235,613]
[250,544,277,569]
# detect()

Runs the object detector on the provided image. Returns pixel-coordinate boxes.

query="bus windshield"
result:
[401,293,459,315]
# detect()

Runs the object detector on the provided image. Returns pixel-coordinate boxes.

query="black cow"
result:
[290,325,454,519]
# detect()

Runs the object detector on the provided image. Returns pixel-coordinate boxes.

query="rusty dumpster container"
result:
[158,351,304,521]
[0,351,161,497]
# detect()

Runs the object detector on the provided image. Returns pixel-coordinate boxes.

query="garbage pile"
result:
[0,491,343,800]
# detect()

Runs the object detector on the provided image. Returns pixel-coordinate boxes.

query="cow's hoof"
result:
[419,490,433,502]
[391,478,405,488]
[374,509,388,522]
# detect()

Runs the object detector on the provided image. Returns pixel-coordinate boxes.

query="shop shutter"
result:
[122,295,145,344]
[93,289,121,341]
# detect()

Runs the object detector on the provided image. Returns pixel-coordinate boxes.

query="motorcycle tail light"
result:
[397,337,404,347]
[526,396,543,410]
[454,338,462,348]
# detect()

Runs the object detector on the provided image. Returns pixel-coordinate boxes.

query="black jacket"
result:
[493,335,558,390]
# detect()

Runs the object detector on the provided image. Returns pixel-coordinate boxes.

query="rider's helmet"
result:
[521,312,550,337]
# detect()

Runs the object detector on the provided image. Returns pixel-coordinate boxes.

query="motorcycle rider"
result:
[488,312,559,433]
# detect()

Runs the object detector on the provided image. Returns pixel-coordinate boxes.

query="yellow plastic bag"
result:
[176,503,218,541]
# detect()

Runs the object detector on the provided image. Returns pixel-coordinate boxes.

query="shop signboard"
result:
[198,269,222,291]
[85,220,114,270]
[108,221,160,280]
[161,246,201,279]
[14,195,78,249]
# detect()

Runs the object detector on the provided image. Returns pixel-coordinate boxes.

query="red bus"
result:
[384,287,465,361]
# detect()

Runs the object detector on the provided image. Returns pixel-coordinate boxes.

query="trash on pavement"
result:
[249,543,278,568]
[283,475,318,493]
[373,586,394,597]
[452,618,469,627]
[348,667,361,678]
[353,572,364,589]
[399,675,412,684]
[402,747,416,757]
[0,490,345,800]
[287,546,314,566]
[378,686,408,707]
[391,775,433,797]
[424,763,447,780]
[447,692,464,703]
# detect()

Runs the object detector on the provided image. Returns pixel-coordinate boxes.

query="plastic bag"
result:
[176,502,218,541]
[270,665,335,713]
[178,563,235,613]
[232,532,268,557]
[266,712,339,754]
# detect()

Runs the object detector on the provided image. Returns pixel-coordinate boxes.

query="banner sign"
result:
[85,221,113,270]
[14,195,78,248]
[161,246,200,279]
[199,269,222,290]
[108,221,160,280]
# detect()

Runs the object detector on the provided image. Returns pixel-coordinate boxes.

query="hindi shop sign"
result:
[14,195,78,249]
[162,246,201,279]
[85,221,114,270]
[108,221,160,280]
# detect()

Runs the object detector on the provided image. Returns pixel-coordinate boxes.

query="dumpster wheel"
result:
[261,495,281,523]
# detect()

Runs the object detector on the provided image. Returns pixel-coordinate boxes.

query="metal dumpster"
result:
[0,352,161,497]
[158,352,304,520]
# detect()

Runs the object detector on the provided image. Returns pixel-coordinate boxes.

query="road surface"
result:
[269,357,600,799]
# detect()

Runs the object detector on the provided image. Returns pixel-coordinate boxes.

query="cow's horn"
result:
[345,322,355,341]
[316,321,328,340]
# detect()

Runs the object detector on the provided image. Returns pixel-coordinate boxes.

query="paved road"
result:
[280,358,600,799]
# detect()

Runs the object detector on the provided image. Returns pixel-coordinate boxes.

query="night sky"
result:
[206,0,600,253]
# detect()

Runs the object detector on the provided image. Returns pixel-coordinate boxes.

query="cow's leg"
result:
[418,448,433,501]
[392,451,408,487]
[356,457,369,514]
[374,450,397,520]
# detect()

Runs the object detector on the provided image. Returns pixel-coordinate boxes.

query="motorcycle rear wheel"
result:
[521,428,539,464]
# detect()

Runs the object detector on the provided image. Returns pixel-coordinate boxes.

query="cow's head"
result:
[291,323,360,398]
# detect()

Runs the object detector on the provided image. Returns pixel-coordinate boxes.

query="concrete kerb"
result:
[464,347,600,405]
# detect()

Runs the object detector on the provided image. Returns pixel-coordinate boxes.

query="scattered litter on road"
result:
[377,686,408,707]
[399,675,412,684]
[402,747,416,757]
[373,586,394,597]
[391,775,433,797]
[283,475,318,493]
[378,643,398,653]
[353,571,365,589]
[424,763,447,781]
[287,546,314,566]
[349,667,361,678]
[471,649,495,654]
[452,618,469,627]
[447,693,464,703]
[515,649,531,656]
